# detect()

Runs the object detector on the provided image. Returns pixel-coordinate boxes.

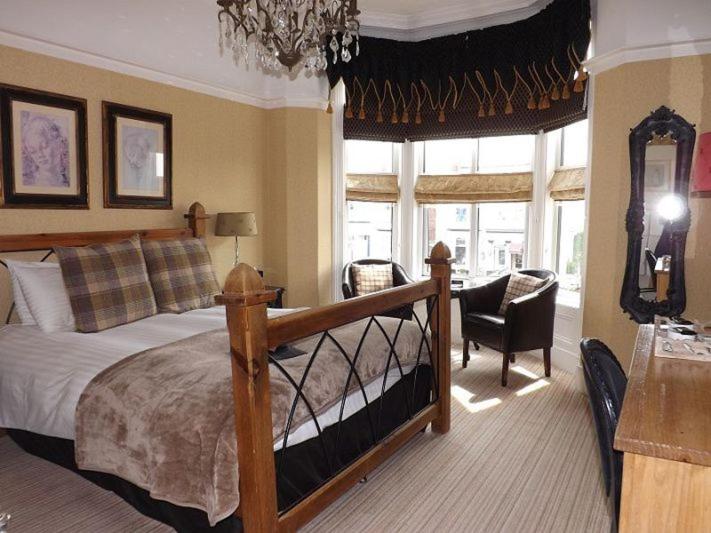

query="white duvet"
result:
[0,306,412,449]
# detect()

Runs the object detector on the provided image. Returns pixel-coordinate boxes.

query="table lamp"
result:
[215,212,257,265]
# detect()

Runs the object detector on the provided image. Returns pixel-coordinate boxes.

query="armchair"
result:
[459,269,558,386]
[342,259,415,320]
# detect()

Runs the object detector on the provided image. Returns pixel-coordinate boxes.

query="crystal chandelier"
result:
[216,0,360,72]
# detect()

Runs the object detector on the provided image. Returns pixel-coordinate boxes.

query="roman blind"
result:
[548,167,585,200]
[346,173,399,202]
[415,172,533,203]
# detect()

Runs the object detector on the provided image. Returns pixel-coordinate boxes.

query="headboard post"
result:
[184,202,210,238]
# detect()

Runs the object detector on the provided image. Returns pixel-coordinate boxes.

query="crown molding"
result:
[0,30,327,110]
[360,0,549,41]
[585,38,711,74]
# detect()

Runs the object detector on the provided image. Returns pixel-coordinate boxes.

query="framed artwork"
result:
[103,101,172,209]
[0,84,88,208]
[644,160,672,192]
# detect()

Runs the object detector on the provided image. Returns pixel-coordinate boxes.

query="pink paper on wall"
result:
[691,132,711,193]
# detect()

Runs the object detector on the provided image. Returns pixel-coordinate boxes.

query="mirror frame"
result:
[620,106,696,323]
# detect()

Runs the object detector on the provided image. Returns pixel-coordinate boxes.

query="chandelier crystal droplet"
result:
[216,0,360,72]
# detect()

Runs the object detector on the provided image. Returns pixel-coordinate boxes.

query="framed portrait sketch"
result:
[0,84,88,208]
[103,102,172,209]
[645,160,672,192]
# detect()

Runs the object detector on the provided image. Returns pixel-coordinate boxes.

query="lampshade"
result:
[691,132,711,193]
[214,212,258,237]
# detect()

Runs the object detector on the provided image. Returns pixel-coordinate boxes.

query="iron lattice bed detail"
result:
[0,202,453,532]
[270,296,440,513]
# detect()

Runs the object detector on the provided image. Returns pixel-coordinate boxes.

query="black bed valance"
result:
[326,0,590,142]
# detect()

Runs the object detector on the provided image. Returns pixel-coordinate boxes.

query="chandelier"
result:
[216,0,360,72]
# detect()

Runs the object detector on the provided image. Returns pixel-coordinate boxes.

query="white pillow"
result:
[6,260,75,333]
[6,261,36,324]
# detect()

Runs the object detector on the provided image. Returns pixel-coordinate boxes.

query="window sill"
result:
[556,288,581,309]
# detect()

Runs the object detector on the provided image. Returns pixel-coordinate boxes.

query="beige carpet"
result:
[0,349,611,532]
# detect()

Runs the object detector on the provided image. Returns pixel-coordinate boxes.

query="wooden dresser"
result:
[615,325,711,532]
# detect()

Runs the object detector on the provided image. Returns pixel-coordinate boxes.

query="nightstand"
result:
[266,286,285,308]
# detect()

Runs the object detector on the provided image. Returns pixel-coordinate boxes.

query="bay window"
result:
[338,121,589,306]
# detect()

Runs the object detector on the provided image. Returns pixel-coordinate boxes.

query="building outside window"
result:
[476,203,527,277]
[346,201,393,261]
[554,200,585,292]
[422,204,471,277]
[344,140,397,262]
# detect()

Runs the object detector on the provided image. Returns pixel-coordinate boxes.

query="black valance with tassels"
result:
[327,0,590,142]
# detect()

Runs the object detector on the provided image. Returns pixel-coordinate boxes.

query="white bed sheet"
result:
[0,307,415,450]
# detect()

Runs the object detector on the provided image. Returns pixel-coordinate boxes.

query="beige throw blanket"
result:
[75,317,429,525]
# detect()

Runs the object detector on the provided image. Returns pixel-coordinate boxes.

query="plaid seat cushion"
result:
[55,235,157,333]
[498,272,546,315]
[141,237,220,313]
[352,264,394,296]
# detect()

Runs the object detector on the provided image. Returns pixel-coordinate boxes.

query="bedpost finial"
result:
[223,263,265,295]
[425,241,454,265]
[189,202,205,218]
[185,202,210,238]
[431,241,451,260]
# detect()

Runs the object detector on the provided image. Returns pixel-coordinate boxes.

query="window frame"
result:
[422,135,535,176]
[343,140,401,265]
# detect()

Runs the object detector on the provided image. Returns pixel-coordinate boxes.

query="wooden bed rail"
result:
[217,242,453,532]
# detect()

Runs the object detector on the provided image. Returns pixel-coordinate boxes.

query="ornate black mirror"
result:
[620,106,696,323]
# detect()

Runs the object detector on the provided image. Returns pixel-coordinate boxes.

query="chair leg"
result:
[509,353,516,363]
[462,339,470,369]
[473,341,480,350]
[543,347,551,377]
[501,352,510,386]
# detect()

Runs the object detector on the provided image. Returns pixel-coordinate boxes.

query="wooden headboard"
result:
[0,202,209,324]
[0,202,209,253]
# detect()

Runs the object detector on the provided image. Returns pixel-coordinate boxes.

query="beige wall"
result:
[0,44,334,317]
[583,54,711,369]
[263,108,332,308]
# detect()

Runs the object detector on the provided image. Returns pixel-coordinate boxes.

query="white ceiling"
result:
[360,0,541,28]
[0,0,549,109]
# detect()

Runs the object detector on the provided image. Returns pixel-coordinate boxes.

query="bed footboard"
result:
[217,243,453,532]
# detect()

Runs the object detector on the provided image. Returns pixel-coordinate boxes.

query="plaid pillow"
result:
[55,235,157,333]
[352,264,394,296]
[141,237,220,313]
[498,272,546,315]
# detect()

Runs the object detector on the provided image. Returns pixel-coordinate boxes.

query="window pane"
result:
[477,135,534,173]
[424,139,476,174]
[476,203,527,277]
[561,120,588,167]
[346,140,393,174]
[346,201,393,261]
[555,200,585,292]
[422,204,471,277]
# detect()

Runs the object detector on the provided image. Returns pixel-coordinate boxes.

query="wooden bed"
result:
[0,201,453,532]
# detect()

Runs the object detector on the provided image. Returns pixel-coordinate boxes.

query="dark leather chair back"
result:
[580,338,627,532]
[342,259,413,300]
[342,259,415,320]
